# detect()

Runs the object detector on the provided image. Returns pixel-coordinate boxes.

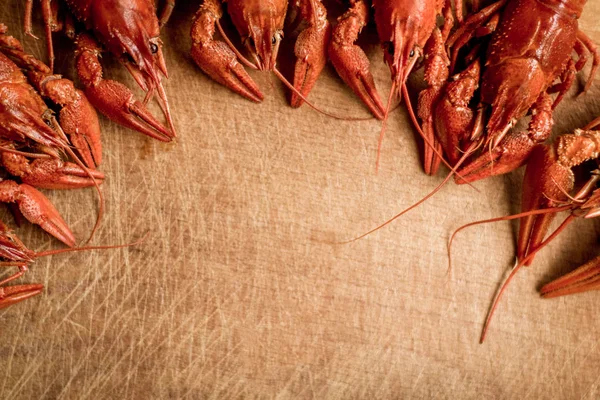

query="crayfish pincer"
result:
[23,0,176,140]
[188,0,331,107]
[329,0,460,170]
[452,118,600,342]
[430,0,599,182]
[330,0,458,120]
[0,220,58,310]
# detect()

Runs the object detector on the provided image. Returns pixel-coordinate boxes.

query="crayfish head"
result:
[228,0,287,70]
[374,0,440,90]
[244,25,284,71]
[379,19,422,91]
[90,0,168,87]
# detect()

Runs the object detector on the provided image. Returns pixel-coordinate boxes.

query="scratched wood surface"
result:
[1,1,600,399]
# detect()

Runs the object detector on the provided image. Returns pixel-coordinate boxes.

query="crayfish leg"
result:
[0,283,43,310]
[541,256,600,298]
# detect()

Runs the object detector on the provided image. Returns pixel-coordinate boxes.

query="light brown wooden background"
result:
[1,1,600,398]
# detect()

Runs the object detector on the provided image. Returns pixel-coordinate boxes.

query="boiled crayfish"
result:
[0,221,146,310]
[0,221,46,310]
[451,117,600,341]
[0,24,105,245]
[423,0,598,180]
[188,0,331,107]
[330,0,458,119]
[327,0,465,171]
[23,0,176,142]
[0,24,102,168]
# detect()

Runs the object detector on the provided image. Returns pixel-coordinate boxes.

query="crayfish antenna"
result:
[338,147,477,245]
[375,79,398,173]
[216,20,259,70]
[35,232,149,258]
[157,79,177,137]
[584,116,600,131]
[375,50,423,173]
[68,146,104,245]
[0,147,52,159]
[447,205,573,276]
[480,215,575,343]
[272,68,372,121]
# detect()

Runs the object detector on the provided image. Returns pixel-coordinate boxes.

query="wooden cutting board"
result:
[1,1,600,398]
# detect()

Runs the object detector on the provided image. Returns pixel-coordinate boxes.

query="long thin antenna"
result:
[337,145,478,244]
[479,215,575,343]
[447,205,572,275]
[0,146,52,158]
[216,20,258,70]
[273,68,373,121]
[375,79,398,173]
[36,232,149,257]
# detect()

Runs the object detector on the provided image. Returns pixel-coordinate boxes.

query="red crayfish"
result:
[423,0,599,180]
[451,117,600,341]
[187,0,331,107]
[0,24,103,250]
[330,0,458,119]
[0,220,146,310]
[345,0,599,243]
[326,0,465,170]
[23,0,176,142]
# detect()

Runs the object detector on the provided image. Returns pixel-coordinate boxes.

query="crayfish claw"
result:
[76,33,175,141]
[1,152,105,190]
[128,99,175,142]
[0,100,66,150]
[69,130,101,169]
[328,0,385,119]
[329,42,385,120]
[191,39,264,103]
[290,1,331,108]
[0,181,75,247]
[455,131,538,184]
[456,92,554,184]
[54,84,103,169]
[518,130,600,265]
[190,2,264,103]
[517,144,574,265]
[0,283,44,310]
[84,79,174,142]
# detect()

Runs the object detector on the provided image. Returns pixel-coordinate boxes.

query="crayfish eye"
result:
[409,49,415,57]
[271,31,283,46]
[150,43,159,54]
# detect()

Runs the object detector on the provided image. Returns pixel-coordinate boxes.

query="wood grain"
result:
[1,1,600,398]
